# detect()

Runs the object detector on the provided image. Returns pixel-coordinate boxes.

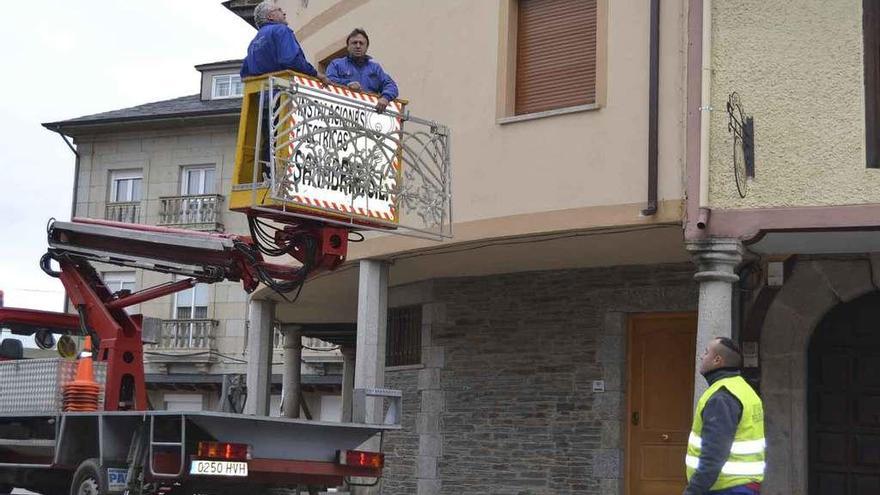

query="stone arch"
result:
[759,257,880,495]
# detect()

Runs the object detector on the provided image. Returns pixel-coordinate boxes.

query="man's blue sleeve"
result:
[378,66,399,101]
[325,60,346,85]
[276,27,317,77]
[683,390,742,495]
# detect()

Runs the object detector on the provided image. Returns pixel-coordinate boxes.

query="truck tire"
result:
[69,459,106,495]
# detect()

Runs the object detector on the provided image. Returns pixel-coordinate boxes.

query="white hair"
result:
[253,1,277,28]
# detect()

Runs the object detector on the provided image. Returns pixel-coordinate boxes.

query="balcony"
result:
[273,328,338,354]
[105,201,141,223]
[146,319,218,364]
[158,194,224,231]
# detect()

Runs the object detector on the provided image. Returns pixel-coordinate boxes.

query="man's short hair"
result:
[346,28,370,45]
[253,1,276,28]
[715,337,744,369]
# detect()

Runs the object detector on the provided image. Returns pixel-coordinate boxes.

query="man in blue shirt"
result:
[240,2,329,176]
[326,28,399,113]
[240,1,328,83]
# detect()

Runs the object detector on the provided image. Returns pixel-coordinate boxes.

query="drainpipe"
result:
[642,0,661,216]
[47,125,79,314]
[47,125,80,219]
[697,0,713,229]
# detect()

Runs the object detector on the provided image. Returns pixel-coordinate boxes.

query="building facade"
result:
[687,1,880,493]
[228,0,702,493]
[227,0,880,493]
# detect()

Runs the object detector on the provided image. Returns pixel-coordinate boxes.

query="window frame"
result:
[102,271,136,293]
[496,0,607,124]
[109,170,143,203]
[211,74,243,99]
[318,46,348,75]
[173,282,210,320]
[180,165,217,196]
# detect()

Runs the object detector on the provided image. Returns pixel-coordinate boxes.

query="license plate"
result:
[189,460,248,477]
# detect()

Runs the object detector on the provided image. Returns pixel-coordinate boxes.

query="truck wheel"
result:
[70,459,106,495]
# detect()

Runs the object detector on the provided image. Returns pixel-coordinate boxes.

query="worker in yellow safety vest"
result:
[684,337,764,495]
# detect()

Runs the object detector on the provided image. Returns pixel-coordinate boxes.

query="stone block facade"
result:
[381,262,698,494]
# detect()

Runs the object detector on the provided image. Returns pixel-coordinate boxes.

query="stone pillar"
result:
[341,347,355,422]
[281,325,302,418]
[245,298,275,416]
[354,260,389,423]
[686,238,743,405]
[352,261,388,495]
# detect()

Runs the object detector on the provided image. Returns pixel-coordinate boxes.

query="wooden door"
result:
[809,291,880,494]
[626,313,697,495]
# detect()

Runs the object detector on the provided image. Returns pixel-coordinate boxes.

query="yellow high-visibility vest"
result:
[685,375,765,490]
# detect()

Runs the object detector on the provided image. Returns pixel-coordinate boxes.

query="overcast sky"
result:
[0,1,254,328]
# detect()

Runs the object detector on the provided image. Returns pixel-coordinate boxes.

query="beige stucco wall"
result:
[709,0,880,209]
[279,0,689,226]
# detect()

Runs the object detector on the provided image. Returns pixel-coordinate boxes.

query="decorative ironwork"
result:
[386,305,422,367]
[262,76,452,239]
[726,92,755,198]
[158,194,224,231]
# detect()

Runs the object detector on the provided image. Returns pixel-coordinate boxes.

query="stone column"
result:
[686,238,743,405]
[352,260,389,495]
[341,347,355,422]
[354,260,389,424]
[281,325,302,418]
[245,298,275,416]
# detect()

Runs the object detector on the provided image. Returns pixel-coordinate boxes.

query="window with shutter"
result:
[515,0,598,115]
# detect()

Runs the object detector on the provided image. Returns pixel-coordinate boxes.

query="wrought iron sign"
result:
[264,76,452,239]
[726,92,755,198]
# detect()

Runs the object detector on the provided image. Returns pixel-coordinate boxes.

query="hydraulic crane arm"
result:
[46,218,348,294]
[0,217,351,411]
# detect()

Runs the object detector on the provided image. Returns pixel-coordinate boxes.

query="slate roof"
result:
[44,94,241,131]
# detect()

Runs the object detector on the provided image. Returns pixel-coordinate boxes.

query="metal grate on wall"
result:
[386,305,422,367]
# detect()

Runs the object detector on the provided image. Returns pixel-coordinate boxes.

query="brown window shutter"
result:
[515,0,598,115]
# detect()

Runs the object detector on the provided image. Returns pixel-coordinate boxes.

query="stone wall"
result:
[383,370,420,494]
[381,263,698,494]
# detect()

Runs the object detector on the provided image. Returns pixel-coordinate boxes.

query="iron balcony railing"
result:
[105,201,141,223]
[158,194,224,231]
[153,319,218,350]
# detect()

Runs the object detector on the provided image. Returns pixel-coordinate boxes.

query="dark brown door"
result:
[626,313,697,495]
[809,291,880,494]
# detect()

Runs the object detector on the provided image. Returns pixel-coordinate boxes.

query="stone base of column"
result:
[686,238,744,405]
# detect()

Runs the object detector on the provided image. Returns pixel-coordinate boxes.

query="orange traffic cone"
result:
[63,337,101,412]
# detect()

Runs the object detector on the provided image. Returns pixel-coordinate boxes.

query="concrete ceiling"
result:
[748,230,880,255]
[271,224,690,323]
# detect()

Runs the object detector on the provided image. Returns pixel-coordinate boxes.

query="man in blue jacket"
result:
[240,2,329,176]
[240,1,328,82]
[326,28,399,113]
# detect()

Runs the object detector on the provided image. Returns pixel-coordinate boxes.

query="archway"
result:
[807,291,880,494]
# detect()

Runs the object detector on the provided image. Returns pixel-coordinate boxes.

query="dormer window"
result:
[212,74,242,99]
